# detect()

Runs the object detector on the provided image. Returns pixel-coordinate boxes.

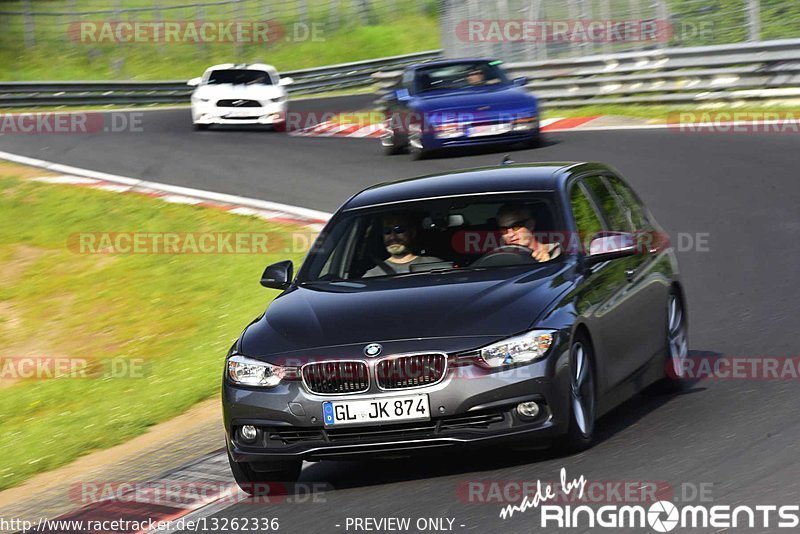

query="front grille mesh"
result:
[302,361,369,395]
[375,354,447,390]
[217,99,261,107]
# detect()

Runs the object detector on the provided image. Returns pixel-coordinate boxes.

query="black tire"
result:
[227,449,302,495]
[525,132,544,148]
[382,127,407,155]
[193,123,209,131]
[561,332,597,453]
[410,145,430,160]
[408,126,430,160]
[384,142,406,156]
[651,290,689,394]
[522,131,543,149]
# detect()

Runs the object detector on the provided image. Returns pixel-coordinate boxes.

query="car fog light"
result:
[516,401,540,419]
[240,425,258,442]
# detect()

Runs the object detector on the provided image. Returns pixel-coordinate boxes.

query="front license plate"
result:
[468,123,511,137]
[322,395,430,427]
[223,109,256,118]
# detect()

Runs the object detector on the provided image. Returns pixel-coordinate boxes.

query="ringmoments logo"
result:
[499,468,800,530]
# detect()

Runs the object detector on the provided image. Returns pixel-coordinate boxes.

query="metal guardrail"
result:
[0,50,443,108]
[7,39,800,109]
[373,39,800,108]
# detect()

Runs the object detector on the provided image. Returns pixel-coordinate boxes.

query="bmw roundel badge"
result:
[364,343,382,357]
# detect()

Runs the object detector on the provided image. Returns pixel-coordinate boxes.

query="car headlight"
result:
[227,354,287,387]
[434,123,465,139]
[512,116,538,131]
[477,330,555,368]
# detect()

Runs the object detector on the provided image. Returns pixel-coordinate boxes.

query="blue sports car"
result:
[381,59,541,159]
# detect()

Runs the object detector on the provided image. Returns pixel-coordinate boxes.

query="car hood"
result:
[412,85,535,115]
[240,264,573,358]
[193,84,284,101]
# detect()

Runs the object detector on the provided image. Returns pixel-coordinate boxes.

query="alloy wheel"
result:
[667,294,689,378]
[571,342,595,437]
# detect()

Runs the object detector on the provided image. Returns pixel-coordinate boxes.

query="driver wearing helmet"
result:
[496,203,561,262]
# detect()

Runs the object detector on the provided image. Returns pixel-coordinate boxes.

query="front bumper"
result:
[423,125,540,150]
[192,102,287,125]
[224,346,571,462]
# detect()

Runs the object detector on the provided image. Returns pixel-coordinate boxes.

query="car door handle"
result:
[625,269,636,282]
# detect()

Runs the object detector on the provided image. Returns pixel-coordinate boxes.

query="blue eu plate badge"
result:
[323,402,334,425]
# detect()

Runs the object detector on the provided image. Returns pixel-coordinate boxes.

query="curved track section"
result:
[3,97,800,533]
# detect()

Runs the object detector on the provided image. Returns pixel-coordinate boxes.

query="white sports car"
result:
[188,63,294,130]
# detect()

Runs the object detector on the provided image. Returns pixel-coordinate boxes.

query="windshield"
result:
[206,69,273,85]
[298,193,563,283]
[414,61,509,94]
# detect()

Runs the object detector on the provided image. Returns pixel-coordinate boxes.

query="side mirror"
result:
[187,77,202,87]
[383,90,398,103]
[584,232,637,266]
[279,77,295,86]
[260,260,293,290]
[513,76,528,87]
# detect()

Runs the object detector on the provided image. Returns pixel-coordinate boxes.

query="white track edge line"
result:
[0,150,333,222]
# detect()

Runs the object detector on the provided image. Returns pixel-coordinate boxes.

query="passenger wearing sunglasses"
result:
[496,203,561,262]
[364,213,443,277]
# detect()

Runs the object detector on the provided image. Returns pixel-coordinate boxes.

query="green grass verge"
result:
[0,6,440,80]
[0,170,306,490]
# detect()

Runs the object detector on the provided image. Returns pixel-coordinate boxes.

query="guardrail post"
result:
[328,0,339,32]
[154,0,164,56]
[354,0,373,25]
[747,0,761,42]
[570,0,592,57]
[196,5,207,57]
[598,0,612,54]
[235,0,245,59]
[498,0,513,60]
[522,0,542,62]
[627,0,643,51]
[298,0,309,25]
[654,0,670,49]
[22,0,35,48]
[112,0,124,73]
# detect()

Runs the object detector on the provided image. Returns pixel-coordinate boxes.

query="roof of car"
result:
[409,58,498,71]
[343,162,597,210]
[203,63,278,73]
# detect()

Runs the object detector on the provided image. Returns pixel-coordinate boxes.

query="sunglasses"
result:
[383,225,409,235]
[499,219,529,232]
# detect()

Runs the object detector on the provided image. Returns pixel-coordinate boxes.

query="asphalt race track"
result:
[3,97,800,533]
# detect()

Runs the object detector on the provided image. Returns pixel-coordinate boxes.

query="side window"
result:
[570,183,604,247]
[583,176,634,233]
[604,175,651,231]
[402,70,415,93]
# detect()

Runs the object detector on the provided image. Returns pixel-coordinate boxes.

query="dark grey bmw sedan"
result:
[223,162,688,492]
